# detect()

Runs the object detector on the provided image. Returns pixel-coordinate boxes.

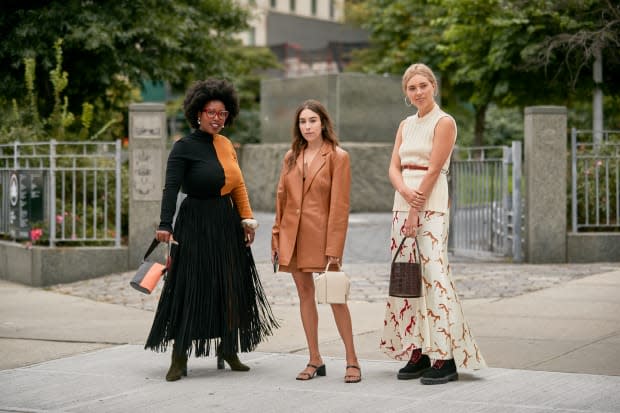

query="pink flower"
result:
[30,228,43,242]
[56,215,64,224]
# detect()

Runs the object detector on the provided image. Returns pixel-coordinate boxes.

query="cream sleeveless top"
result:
[392,104,456,213]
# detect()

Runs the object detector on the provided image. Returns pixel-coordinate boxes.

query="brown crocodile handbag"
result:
[389,237,422,298]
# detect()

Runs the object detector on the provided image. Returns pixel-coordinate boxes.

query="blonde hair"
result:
[402,63,438,97]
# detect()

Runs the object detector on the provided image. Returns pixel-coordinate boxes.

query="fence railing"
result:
[571,128,620,232]
[449,142,523,261]
[0,140,122,246]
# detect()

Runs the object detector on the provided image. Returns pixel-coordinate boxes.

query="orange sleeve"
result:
[213,135,253,219]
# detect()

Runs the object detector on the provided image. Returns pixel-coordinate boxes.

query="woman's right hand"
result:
[403,209,420,238]
[155,230,172,243]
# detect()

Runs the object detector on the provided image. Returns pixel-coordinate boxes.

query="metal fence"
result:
[570,128,620,232]
[449,142,523,261]
[0,140,122,246]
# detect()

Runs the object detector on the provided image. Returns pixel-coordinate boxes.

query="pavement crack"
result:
[523,330,620,369]
[0,336,127,345]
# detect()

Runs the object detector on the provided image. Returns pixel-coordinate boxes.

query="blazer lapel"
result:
[303,142,331,195]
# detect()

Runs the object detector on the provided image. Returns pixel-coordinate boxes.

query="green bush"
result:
[0,38,134,245]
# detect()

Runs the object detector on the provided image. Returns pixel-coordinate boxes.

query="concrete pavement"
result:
[1,212,619,412]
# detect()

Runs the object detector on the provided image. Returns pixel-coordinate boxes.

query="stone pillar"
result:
[128,103,167,268]
[523,106,567,263]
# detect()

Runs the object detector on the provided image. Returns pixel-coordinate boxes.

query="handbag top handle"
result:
[143,239,160,261]
[392,236,420,264]
[323,262,342,272]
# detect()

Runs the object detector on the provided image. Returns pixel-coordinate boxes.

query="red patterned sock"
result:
[409,348,422,364]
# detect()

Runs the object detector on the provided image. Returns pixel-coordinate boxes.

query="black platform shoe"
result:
[420,358,458,385]
[397,350,431,380]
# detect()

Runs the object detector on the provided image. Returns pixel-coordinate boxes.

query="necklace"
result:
[302,146,320,181]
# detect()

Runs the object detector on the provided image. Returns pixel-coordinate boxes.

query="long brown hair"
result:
[287,99,339,170]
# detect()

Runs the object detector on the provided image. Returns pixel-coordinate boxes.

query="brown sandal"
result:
[344,364,362,383]
[296,363,326,380]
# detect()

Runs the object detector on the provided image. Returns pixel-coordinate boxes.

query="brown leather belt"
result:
[401,164,428,171]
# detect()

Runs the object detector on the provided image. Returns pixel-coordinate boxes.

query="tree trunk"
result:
[473,103,488,147]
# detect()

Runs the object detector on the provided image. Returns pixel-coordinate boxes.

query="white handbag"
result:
[315,263,351,304]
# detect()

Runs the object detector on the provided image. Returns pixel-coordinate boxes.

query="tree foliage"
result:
[1,1,271,112]
[0,38,131,144]
[347,0,620,145]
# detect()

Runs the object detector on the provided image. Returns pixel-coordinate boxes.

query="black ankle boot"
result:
[166,348,188,382]
[217,353,250,372]
[397,350,431,380]
[420,358,458,385]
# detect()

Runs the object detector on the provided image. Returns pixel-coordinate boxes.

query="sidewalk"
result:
[2,269,620,412]
[1,212,619,412]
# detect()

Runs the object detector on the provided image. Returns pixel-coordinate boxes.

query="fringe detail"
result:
[145,195,279,357]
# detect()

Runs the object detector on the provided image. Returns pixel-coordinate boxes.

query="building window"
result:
[311,0,317,15]
[289,0,295,12]
[329,0,335,19]
[270,0,276,8]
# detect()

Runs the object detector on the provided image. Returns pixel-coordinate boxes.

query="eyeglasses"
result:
[203,109,229,120]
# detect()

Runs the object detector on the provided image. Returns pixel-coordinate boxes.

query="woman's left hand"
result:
[244,226,255,246]
[409,189,426,210]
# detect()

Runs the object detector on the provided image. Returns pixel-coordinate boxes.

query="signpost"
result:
[8,171,46,241]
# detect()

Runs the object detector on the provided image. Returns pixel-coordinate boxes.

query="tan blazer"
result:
[272,142,351,270]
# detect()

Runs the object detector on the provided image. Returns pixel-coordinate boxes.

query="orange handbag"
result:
[130,239,176,294]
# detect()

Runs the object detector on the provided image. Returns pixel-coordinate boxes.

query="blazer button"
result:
[296,209,300,214]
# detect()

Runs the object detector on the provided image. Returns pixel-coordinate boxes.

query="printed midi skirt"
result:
[380,210,486,370]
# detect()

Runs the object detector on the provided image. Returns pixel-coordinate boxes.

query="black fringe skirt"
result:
[144,195,278,357]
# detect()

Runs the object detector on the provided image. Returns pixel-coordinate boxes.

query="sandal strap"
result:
[306,363,320,369]
[346,365,361,370]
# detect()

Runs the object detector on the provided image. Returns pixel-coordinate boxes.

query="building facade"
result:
[235,0,368,77]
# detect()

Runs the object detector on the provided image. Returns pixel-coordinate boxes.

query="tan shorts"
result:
[279,251,325,274]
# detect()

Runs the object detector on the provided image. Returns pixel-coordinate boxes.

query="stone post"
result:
[128,103,167,268]
[523,106,567,263]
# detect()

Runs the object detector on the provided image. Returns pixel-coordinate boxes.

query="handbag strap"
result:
[143,239,160,261]
[391,236,421,264]
[323,261,341,272]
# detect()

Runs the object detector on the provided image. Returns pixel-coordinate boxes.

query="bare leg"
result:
[292,271,324,378]
[331,303,361,381]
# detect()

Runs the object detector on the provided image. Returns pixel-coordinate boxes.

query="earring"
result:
[197,118,201,125]
[404,96,412,107]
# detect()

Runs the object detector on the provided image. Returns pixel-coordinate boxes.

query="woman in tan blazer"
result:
[272,99,361,383]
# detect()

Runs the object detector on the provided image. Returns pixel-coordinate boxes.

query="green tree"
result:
[346,0,444,75]
[347,0,620,144]
[0,1,268,116]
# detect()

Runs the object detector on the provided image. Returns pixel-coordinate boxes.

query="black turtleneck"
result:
[158,130,226,231]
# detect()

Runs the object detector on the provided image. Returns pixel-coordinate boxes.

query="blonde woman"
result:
[380,64,486,384]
